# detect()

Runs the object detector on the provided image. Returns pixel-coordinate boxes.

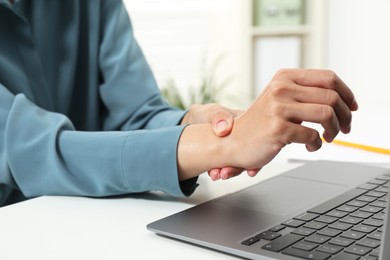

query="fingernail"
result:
[317,137,323,148]
[211,172,219,181]
[216,120,228,132]
[323,131,333,143]
[352,99,359,110]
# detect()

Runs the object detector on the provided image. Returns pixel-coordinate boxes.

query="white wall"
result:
[124,1,390,112]
[123,0,250,108]
[326,0,390,112]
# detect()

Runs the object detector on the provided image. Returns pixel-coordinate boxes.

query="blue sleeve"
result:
[0,0,198,202]
[1,86,196,199]
[98,0,187,131]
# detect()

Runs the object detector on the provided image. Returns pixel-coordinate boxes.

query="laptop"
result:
[148,160,390,259]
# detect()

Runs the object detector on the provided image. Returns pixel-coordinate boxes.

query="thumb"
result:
[211,110,234,137]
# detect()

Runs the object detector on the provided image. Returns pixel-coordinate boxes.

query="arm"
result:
[0,85,192,199]
[0,1,191,202]
[177,69,358,180]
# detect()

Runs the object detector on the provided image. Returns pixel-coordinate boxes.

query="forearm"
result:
[3,92,190,199]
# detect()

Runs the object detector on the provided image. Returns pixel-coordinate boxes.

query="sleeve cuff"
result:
[179,176,199,197]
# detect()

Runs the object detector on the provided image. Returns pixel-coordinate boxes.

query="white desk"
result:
[0,161,298,260]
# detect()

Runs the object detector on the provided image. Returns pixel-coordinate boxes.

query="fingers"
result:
[208,167,244,180]
[185,103,243,137]
[208,168,221,181]
[208,167,262,181]
[208,166,244,181]
[275,69,358,111]
[278,121,323,152]
[291,84,352,135]
[211,109,235,137]
[284,102,340,142]
[247,168,261,177]
[266,69,357,142]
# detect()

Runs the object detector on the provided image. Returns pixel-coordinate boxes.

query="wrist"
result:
[177,123,226,180]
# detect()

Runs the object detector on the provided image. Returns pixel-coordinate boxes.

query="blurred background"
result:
[124,0,390,113]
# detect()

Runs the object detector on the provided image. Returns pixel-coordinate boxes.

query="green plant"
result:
[161,55,231,109]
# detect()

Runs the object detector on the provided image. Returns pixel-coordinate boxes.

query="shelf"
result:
[251,25,311,37]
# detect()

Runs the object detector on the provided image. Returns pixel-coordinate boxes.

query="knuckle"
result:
[268,81,292,98]
[326,90,339,107]
[268,118,288,137]
[274,68,291,79]
[269,102,287,118]
[325,70,339,89]
[308,129,320,143]
[321,105,334,121]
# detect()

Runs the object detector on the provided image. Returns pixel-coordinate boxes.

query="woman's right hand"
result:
[223,69,358,171]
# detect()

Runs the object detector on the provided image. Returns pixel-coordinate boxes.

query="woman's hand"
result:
[224,69,358,170]
[177,69,358,181]
[181,103,260,180]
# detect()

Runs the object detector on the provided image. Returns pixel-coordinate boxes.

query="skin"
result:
[177,69,358,181]
[180,104,260,180]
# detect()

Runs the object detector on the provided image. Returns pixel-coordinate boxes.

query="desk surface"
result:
[0,161,298,260]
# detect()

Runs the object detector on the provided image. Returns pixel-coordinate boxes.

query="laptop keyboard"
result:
[241,173,390,260]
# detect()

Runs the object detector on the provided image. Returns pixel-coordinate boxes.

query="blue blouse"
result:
[0,0,197,206]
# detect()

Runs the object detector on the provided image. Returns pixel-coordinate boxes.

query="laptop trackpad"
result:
[216,176,347,217]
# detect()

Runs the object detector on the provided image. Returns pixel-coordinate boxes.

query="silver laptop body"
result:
[148,160,390,259]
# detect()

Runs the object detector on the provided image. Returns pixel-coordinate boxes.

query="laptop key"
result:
[356,237,381,248]
[360,256,378,260]
[303,221,327,230]
[241,237,260,246]
[349,211,373,219]
[254,230,281,240]
[368,179,388,185]
[282,247,330,260]
[331,252,360,260]
[358,183,379,190]
[282,219,305,228]
[341,230,366,240]
[261,233,303,252]
[369,200,387,208]
[305,234,330,244]
[316,243,343,254]
[315,215,337,224]
[329,221,353,231]
[291,227,316,237]
[294,212,320,222]
[329,236,355,247]
[268,225,285,232]
[362,218,383,227]
[351,224,376,233]
[308,189,366,215]
[357,196,377,203]
[369,248,380,257]
[366,191,386,198]
[325,210,348,218]
[346,200,368,207]
[337,204,359,213]
[340,216,363,225]
[360,205,383,214]
[316,227,342,237]
[345,244,372,256]
[367,231,382,240]
[291,240,319,251]
[374,186,389,193]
